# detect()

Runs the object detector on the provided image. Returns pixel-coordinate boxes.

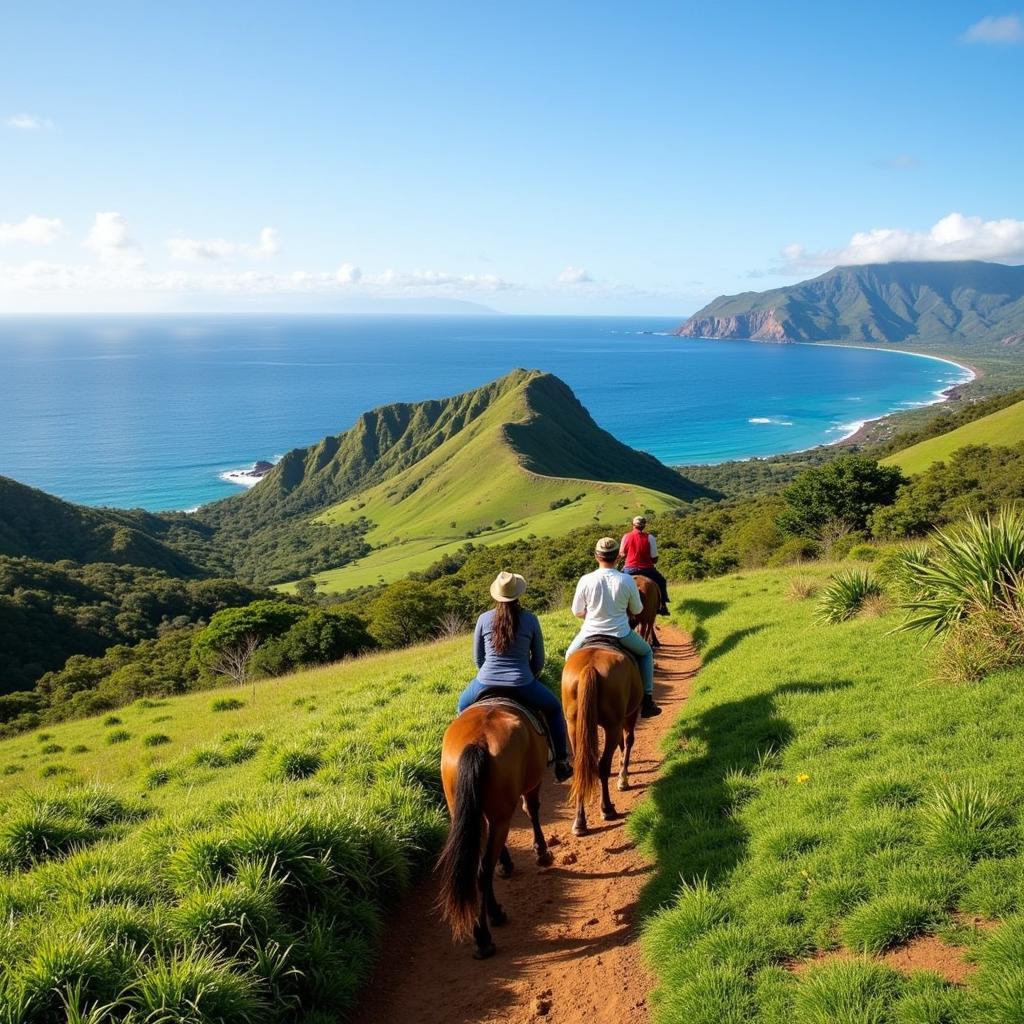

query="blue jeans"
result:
[565,630,655,696]
[457,677,570,762]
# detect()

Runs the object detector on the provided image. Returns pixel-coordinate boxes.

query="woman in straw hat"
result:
[456,571,573,782]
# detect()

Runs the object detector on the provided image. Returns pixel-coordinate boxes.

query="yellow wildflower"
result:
[796,773,810,784]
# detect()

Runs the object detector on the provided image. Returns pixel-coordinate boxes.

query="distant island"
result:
[675,260,1024,352]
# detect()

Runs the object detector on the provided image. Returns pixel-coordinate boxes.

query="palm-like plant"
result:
[896,507,1024,637]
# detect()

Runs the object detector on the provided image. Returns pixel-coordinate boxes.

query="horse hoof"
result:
[602,808,621,821]
[536,848,554,867]
[473,942,497,960]
[617,777,630,792]
[572,823,588,837]
[489,907,508,927]
[496,862,513,879]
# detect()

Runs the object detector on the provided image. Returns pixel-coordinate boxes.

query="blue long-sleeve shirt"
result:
[473,608,545,686]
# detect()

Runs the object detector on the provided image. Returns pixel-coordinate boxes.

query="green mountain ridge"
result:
[676,260,1024,351]
[0,370,709,587]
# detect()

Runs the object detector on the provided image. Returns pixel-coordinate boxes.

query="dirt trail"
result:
[359,625,700,1024]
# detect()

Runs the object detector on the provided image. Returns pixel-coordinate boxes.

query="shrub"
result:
[143,733,171,747]
[897,508,1024,637]
[105,729,131,745]
[817,570,883,624]
[102,716,122,727]
[847,543,881,562]
[212,697,246,712]
[40,743,64,755]
[70,745,89,754]
[40,764,72,778]
[769,537,822,566]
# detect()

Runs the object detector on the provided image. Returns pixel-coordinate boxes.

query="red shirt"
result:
[620,529,655,569]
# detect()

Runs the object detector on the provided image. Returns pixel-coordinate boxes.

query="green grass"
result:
[638,565,1024,1023]
[882,398,1024,476]
[0,607,581,1021]
[6,563,1024,1020]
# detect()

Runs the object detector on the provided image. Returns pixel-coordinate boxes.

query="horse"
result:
[436,702,554,960]
[561,646,643,836]
[630,574,660,647]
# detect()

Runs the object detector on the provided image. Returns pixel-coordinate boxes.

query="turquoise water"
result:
[0,315,971,511]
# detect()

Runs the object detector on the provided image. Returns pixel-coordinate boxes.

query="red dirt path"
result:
[358,626,700,1024]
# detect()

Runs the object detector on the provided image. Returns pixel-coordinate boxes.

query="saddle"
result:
[471,689,553,765]
[578,634,642,671]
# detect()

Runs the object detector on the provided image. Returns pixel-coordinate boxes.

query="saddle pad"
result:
[473,696,547,737]
[577,634,641,669]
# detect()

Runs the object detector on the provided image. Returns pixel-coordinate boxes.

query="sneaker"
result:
[554,759,574,782]
[641,695,663,718]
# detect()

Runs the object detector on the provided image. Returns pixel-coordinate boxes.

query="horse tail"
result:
[436,741,489,940]
[570,661,601,806]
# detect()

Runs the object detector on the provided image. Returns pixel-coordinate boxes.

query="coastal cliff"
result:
[676,308,791,342]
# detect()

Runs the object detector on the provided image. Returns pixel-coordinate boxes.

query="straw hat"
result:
[595,537,620,557]
[490,571,527,603]
[632,515,647,527]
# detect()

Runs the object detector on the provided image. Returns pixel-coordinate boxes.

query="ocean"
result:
[0,315,972,511]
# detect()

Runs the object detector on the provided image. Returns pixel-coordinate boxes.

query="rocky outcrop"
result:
[1001,331,1024,347]
[675,308,792,343]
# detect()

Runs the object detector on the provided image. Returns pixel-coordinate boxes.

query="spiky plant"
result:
[896,507,1024,636]
[817,570,883,624]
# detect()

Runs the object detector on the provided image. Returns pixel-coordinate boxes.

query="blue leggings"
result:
[457,677,569,762]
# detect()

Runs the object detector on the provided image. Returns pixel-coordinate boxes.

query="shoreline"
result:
[808,344,978,451]
[673,340,979,466]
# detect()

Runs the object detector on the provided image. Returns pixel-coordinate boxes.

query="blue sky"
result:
[2,1,1022,314]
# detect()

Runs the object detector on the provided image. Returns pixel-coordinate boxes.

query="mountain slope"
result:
[676,261,1024,350]
[882,397,1024,475]
[0,476,201,575]
[298,370,711,591]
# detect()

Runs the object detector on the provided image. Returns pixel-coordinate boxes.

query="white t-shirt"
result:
[571,567,643,638]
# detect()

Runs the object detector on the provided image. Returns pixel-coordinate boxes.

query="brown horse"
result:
[436,703,553,959]
[561,647,643,836]
[630,574,660,647]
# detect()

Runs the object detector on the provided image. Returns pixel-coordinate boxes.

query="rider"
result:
[565,537,662,718]
[620,515,669,616]
[457,571,573,782]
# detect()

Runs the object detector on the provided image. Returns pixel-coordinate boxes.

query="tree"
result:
[295,577,319,602]
[253,610,373,674]
[367,580,441,647]
[206,632,262,691]
[777,455,905,539]
[191,600,305,679]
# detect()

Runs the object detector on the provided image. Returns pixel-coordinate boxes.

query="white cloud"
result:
[166,226,281,262]
[85,212,144,268]
[0,261,514,300]
[962,14,1024,43]
[0,215,63,245]
[556,264,593,285]
[778,212,1024,271]
[5,113,54,130]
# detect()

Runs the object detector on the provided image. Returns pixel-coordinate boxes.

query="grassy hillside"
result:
[882,397,1024,475]
[0,476,201,576]
[637,566,1024,1023]
[290,371,702,592]
[0,608,579,1019]
[4,564,1024,1020]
